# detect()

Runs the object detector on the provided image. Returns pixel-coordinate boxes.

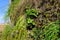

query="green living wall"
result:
[1,0,60,40]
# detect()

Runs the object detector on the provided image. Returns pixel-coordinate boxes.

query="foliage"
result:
[43,21,60,40]
[30,20,60,40]
[1,0,60,40]
[26,8,38,25]
[26,9,38,17]
[2,24,12,40]
[2,15,28,40]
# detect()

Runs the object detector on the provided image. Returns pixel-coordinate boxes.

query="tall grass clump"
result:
[2,15,28,40]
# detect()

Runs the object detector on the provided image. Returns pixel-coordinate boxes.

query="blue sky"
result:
[0,0,9,24]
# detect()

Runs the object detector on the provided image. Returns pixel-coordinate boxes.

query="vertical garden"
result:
[1,0,60,40]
